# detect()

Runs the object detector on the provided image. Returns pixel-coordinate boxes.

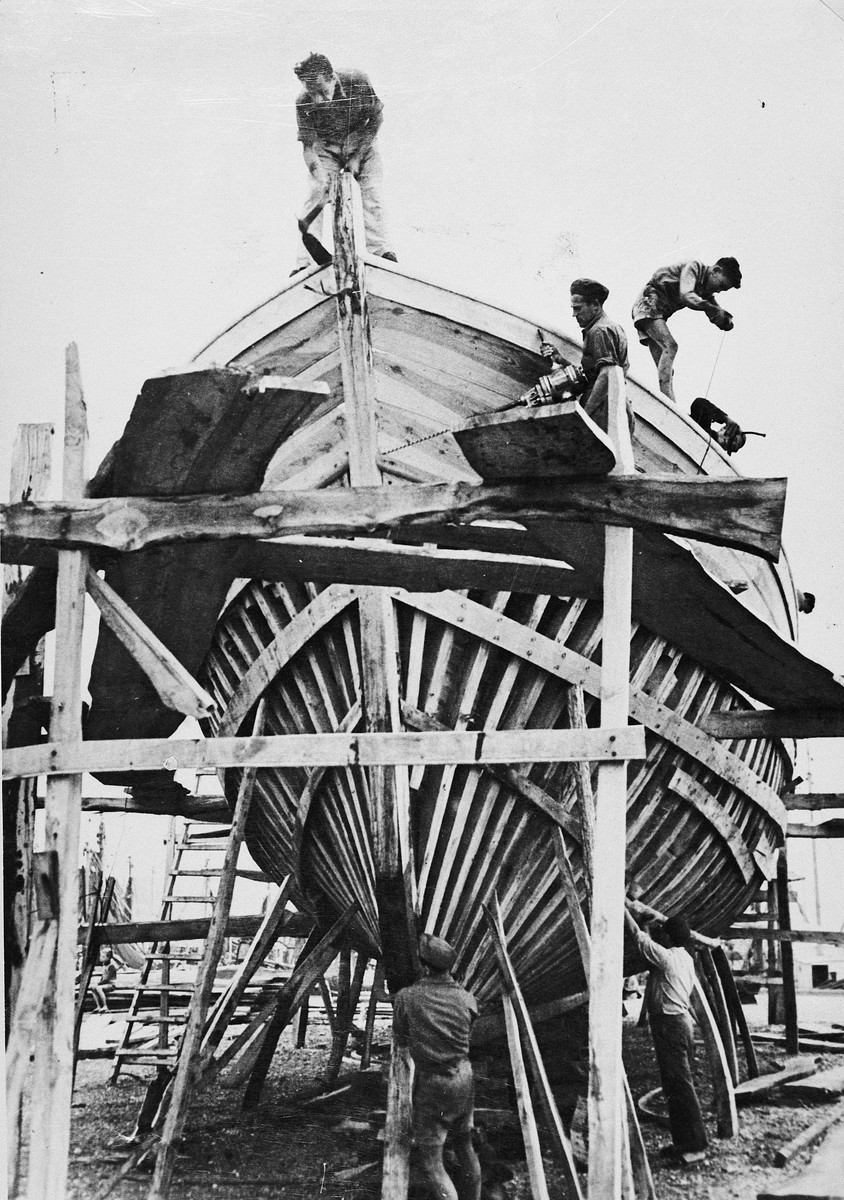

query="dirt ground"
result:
[18,1005,844,1200]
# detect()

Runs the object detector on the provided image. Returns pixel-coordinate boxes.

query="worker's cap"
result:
[662,916,693,947]
[570,278,609,305]
[714,257,742,288]
[418,933,456,971]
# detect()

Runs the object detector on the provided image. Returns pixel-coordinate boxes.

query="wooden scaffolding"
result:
[4,171,830,1200]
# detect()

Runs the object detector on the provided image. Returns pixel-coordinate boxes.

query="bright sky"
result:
[2,0,843,933]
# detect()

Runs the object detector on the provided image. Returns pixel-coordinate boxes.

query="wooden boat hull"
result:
[189,260,793,1004]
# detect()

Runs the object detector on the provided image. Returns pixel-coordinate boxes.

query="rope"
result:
[695,330,728,472]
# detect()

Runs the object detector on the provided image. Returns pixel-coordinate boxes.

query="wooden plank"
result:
[500,991,551,1200]
[83,911,313,947]
[59,794,231,820]
[772,1099,844,1168]
[753,1034,844,1055]
[758,1119,844,1198]
[238,535,591,597]
[4,725,647,779]
[782,1066,844,1101]
[199,876,296,1065]
[698,947,740,1086]
[26,344,89,1200]
[471,990,589,1045]
[452,400,617,480]
[690,982,738,1138]
[667,768,756,884]
[85,568,216,720]
[381,1039,414,1200]
[711,945,759,1079]
[733,1059,819,1104]
[702,708,844,740]
[485,898,583,1199]
[726,928,844,947]
[782,794,844,812]
[0,473,788,562]
[788,822,844,839]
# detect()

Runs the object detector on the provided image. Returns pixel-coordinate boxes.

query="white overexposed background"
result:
[2,0,842,949]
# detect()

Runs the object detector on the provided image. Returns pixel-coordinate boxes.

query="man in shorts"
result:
[393,934,481,1200]
[631,257,742,402]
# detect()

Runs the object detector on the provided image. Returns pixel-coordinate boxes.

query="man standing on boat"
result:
[537,277,633,431]
[631,257,742,402]
[292,52,397,273]
[393,934,482,1200]
[625,907,709,1166]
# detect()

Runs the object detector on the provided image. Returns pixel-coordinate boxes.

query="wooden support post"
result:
[150,701,266,1197]
[767,877,783,1024]
[3,423,51,1183]
[23,345,88,1200]
[776,848,799,1055]
[241,903,358,1110]
[295,992,310,1048]
[361,961,384,1070]
[199,876,295,1067]
[325,945,352,1082]
[382,1037,414,1200]
[554,836,655,1199]
[332,171,417,993]
[588,366,634,1200]
[697,947,739,1085]
[690,983,738,1138]
[501,991,550,1200]
[319,975,337,1032]
[73,876,116,1074]
[565,685,596,898]
[711,945,759,1079]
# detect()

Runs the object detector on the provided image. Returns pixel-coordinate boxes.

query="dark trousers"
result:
[649,1010,708,1153]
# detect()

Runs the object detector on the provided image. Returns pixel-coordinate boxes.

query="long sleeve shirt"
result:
[630,925,697,1018]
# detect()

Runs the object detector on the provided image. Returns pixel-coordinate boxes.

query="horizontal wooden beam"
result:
[726,926,844,947]
[35,794,231,821]
[701,708,844,740]
[787,820,844,839]
[0,473,786,561]
[78,911,314,946]
[4,726,647,781]
[782,792,844,811]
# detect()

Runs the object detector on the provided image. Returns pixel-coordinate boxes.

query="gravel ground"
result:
[14,1002,844,1200]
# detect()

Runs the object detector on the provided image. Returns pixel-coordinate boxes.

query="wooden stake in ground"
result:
[588,365,636,1200]
[775,847,799,1054]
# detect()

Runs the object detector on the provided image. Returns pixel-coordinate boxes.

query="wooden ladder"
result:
[109,816,231,1081]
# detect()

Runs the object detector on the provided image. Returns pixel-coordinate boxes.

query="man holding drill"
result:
[631,256,742,403]
[292,52,396,272]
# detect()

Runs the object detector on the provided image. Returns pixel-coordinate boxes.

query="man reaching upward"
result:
[292,52,396,272]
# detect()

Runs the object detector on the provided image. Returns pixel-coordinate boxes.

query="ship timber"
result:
[183,250,796,1009]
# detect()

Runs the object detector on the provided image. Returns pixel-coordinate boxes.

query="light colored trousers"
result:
[296,139,393,267]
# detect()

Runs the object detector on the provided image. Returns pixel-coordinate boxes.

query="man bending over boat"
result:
[532,277,634,432]
[624,906,709,1166]
[292,52,396,273]
[631,257,742,402]
[393,934,482,1200]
